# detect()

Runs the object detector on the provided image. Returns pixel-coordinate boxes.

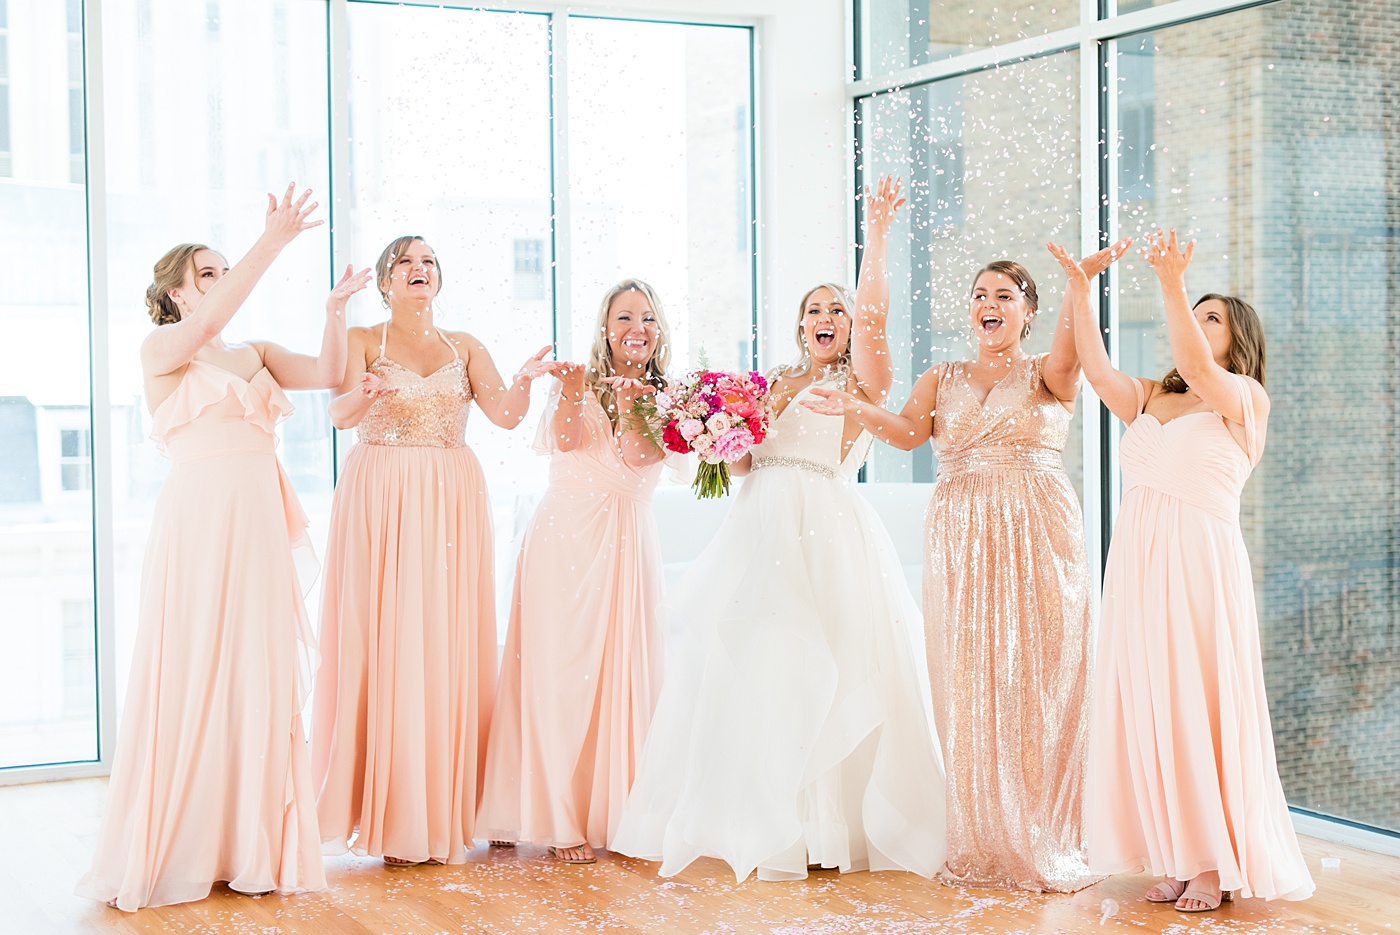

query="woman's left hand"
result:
[801,386,858,416]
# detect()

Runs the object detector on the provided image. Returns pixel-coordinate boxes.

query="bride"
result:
[610,177,946,882]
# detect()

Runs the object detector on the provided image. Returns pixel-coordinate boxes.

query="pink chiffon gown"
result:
[77,362,324,910]
[312,325,497,864]
[477,388,664,849]
[1086,375,1314,901]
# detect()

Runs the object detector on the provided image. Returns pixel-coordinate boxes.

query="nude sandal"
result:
[1144,878,1187,902]
[548,845,596,865]
[1176,887,1233,912]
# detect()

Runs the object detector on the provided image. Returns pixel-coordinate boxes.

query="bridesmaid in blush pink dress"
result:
[1061,230,1314,912]
[312,235,555,867]
[477,279,670,865]
[77,187,368,910]
[810,238,1132,892]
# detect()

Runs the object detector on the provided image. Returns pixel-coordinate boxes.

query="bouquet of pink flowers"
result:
[641,370,773,498]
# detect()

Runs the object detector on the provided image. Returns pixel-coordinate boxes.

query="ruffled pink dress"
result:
[77,361,324,911]
[477,388,665,849]
[312,326,496,864]
[1086,375,1314,901]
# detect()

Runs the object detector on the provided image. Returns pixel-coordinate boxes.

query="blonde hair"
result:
[586,279,671,427]
[375,235,441,304]
[145,243,215,325]
[782,282,855,377]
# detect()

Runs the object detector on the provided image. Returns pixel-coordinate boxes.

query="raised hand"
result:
[359,371,399,399]
[864,174,907,236]
[555,361,587,396]
[801,386,857,417]
[601,375,656,397]
[1141,227,1194,282]
[1081,237,1134,279]
[513,345,556,384]
[263,183,322,248]
[327,264,373,317]
[1047,242,1090,288]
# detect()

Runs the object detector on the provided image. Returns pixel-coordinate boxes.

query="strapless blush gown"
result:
[312,327,496,864]
[1086,375,1314,901]
[612,378,947,882]
[923,354,1098,892]
[76,362,324,910]
[477,388,664,850]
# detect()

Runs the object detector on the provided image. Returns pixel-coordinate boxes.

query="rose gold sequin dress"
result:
[924,354,1097,892]
[1086,376,1314,901]
[312,325,497,864]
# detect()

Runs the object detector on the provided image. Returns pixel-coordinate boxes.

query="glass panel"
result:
[102,0,331,712]
[856,51,1082,492]
[345,3,553,633]
[1112,1,1400,832]
[567,18,755,374]
[860,0,1077,79]
[0,0,96,768]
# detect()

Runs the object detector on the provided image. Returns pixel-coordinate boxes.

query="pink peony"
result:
[712,425,754,462]
[678,418,705,442]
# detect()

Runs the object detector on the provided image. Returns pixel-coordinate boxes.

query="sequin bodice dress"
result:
[923,354,1098,892]
[357,353,471,447]
[312,326,498,865]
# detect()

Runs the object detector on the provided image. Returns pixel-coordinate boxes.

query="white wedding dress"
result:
[610,382,947,881]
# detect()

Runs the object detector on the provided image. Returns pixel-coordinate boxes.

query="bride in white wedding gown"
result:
[609,178,947,882]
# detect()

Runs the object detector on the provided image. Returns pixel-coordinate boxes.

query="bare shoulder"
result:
[1242,374,1271,415]
[443,329,485,362]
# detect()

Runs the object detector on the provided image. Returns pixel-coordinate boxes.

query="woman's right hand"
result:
[359,371,398,399]
[262,183,323,248]
[864,174,907,237]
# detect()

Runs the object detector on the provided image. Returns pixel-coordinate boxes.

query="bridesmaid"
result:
[1064,230,1314,911]
[78,186,365,910]
[809,239,1130,891]
[477,279,671,865]
[312,234,555,867]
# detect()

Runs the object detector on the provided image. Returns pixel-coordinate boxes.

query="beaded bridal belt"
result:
[750,456,840,479]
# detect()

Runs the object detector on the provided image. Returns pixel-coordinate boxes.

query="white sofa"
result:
[652,481,933,595]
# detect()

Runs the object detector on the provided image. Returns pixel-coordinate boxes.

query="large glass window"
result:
[102,0,332,712]
[1112,2,1400,834]
[859,0,1400,839]
[567,18,755,373]
[858,0,1076,78]
[856,52,1082,490]
[0,0,96,769]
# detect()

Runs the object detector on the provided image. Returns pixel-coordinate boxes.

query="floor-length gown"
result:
[611,379,947,882]
[77,362,324,910]
[1086,375,1314,901]
[312,325,496,864]
[923,354,1098,892]
[477,388,664,849]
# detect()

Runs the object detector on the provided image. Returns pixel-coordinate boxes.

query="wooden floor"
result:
[4,778,1396,935]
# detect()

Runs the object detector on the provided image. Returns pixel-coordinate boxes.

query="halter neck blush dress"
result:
[77,361,324,910]
[611,377,947,882]
[477,386,665,850]
[1086,376,1314,901]
[923,354,1098,892]
[312,325,497,864]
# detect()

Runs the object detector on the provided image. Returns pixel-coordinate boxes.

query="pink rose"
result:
[678,418,705,442]
[692,434,718,463]
[706,412,732,435]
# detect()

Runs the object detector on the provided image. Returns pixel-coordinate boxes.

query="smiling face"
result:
[375,235,441,308]
[167,248,230,319]
[1194,297,1232,368]
[969,270,1036,355]
[606,287,661,373]
[798,285,852,368]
